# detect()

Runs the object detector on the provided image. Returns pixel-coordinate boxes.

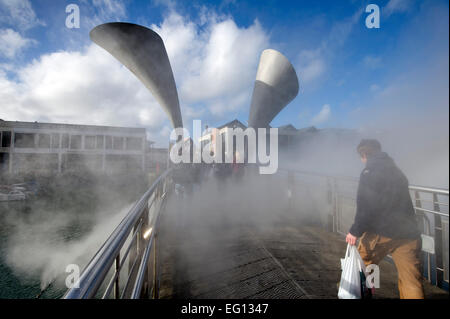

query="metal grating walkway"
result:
[156,185,448,299]
[167,231,309,299]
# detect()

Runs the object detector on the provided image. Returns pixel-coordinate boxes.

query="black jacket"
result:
[349,152,420,239]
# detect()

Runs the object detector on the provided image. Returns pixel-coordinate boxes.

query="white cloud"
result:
[0,28,36,58]
[91,0,126,22]
[296,9,362,87]
[151,10,269,117]
[311,104,331,125]
[0,8,270,146]
[0,44,168,144]
[92,0,126,18]
[327,9,363,47]
[384,0,412,18]
[82,0,127,31]
[0,0,44,30]
[297,49,326,84]
[159,125,172,138]
[209,90,249,116]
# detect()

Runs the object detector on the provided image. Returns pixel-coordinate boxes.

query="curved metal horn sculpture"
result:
[248,49,299,128]
[90,22,183,129]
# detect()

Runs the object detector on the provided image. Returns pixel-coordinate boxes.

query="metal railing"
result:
[63,165,448,298]
[410,185,449,289]
[279,168,449,291]
[64,168,172,299]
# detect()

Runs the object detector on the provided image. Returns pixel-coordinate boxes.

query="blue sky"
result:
[0,0,448,146]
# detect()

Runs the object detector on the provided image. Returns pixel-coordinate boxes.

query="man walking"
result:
[346,139,424,299]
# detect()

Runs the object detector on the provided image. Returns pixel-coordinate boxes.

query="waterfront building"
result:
[0,119,149,175]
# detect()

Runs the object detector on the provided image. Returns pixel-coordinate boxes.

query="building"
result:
[198,119,316,162]
[196,119,360,167]
[146,142,168,171]
[198,119,245,163]
[0,119,148,175]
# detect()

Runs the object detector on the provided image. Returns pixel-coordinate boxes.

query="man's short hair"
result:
[357,139,382,158]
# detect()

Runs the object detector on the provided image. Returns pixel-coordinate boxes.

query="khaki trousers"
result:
[357,232,425,299]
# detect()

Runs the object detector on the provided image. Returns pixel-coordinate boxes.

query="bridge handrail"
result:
[409,185,449,197]
[63,168,172,299]
[279,167,449,212]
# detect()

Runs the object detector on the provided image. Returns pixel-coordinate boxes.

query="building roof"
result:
[208,119,321,137]
[297,126,318,134]
[278,124,297,131]
[218,119,247,130]
[0,120,146,135]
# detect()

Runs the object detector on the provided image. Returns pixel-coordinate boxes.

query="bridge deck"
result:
[157,189,447,299]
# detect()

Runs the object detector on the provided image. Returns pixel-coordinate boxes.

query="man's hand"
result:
[346,233,358,246]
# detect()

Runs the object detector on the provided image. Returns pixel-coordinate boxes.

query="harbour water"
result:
[0,201,90,298]
[0,174,148,299]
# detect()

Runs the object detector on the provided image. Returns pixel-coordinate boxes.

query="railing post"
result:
[433,193,443,287]
[332,178,339,234]
[141,206,150,298]
[326,177,335,233]
[128,227,138,283]
[414,191,431,283]
[287,171,294,215]
[153,233,158,299]
[114,254,120,299]
[152,186,165,299]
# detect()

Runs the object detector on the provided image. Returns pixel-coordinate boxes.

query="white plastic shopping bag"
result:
[338,244,368,299]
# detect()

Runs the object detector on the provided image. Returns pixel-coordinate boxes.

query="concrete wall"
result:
[0,121,147,176]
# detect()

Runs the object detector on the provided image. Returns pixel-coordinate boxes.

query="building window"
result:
[70,135,82,149]
[14,133,35,148]
[51,134,60,148]
[113,136,124,150]
[126,137,142,151]
[38,134,51,148]
[96,135,104,149]
[1,131,11,148]
[61,134,69,148]
[85,136,96,149]
[105,136,112,149]
[15,153,58,174]
[0,152,9,172]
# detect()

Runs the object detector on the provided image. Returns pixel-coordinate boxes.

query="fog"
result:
[160,102,448,292]
[3,202,132,291]
[356,53,449,189]
[2,52,447,298]
[281,50,449,189]
[1,2,447,299]
[1,101,447,297]
[0,164,149,297]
